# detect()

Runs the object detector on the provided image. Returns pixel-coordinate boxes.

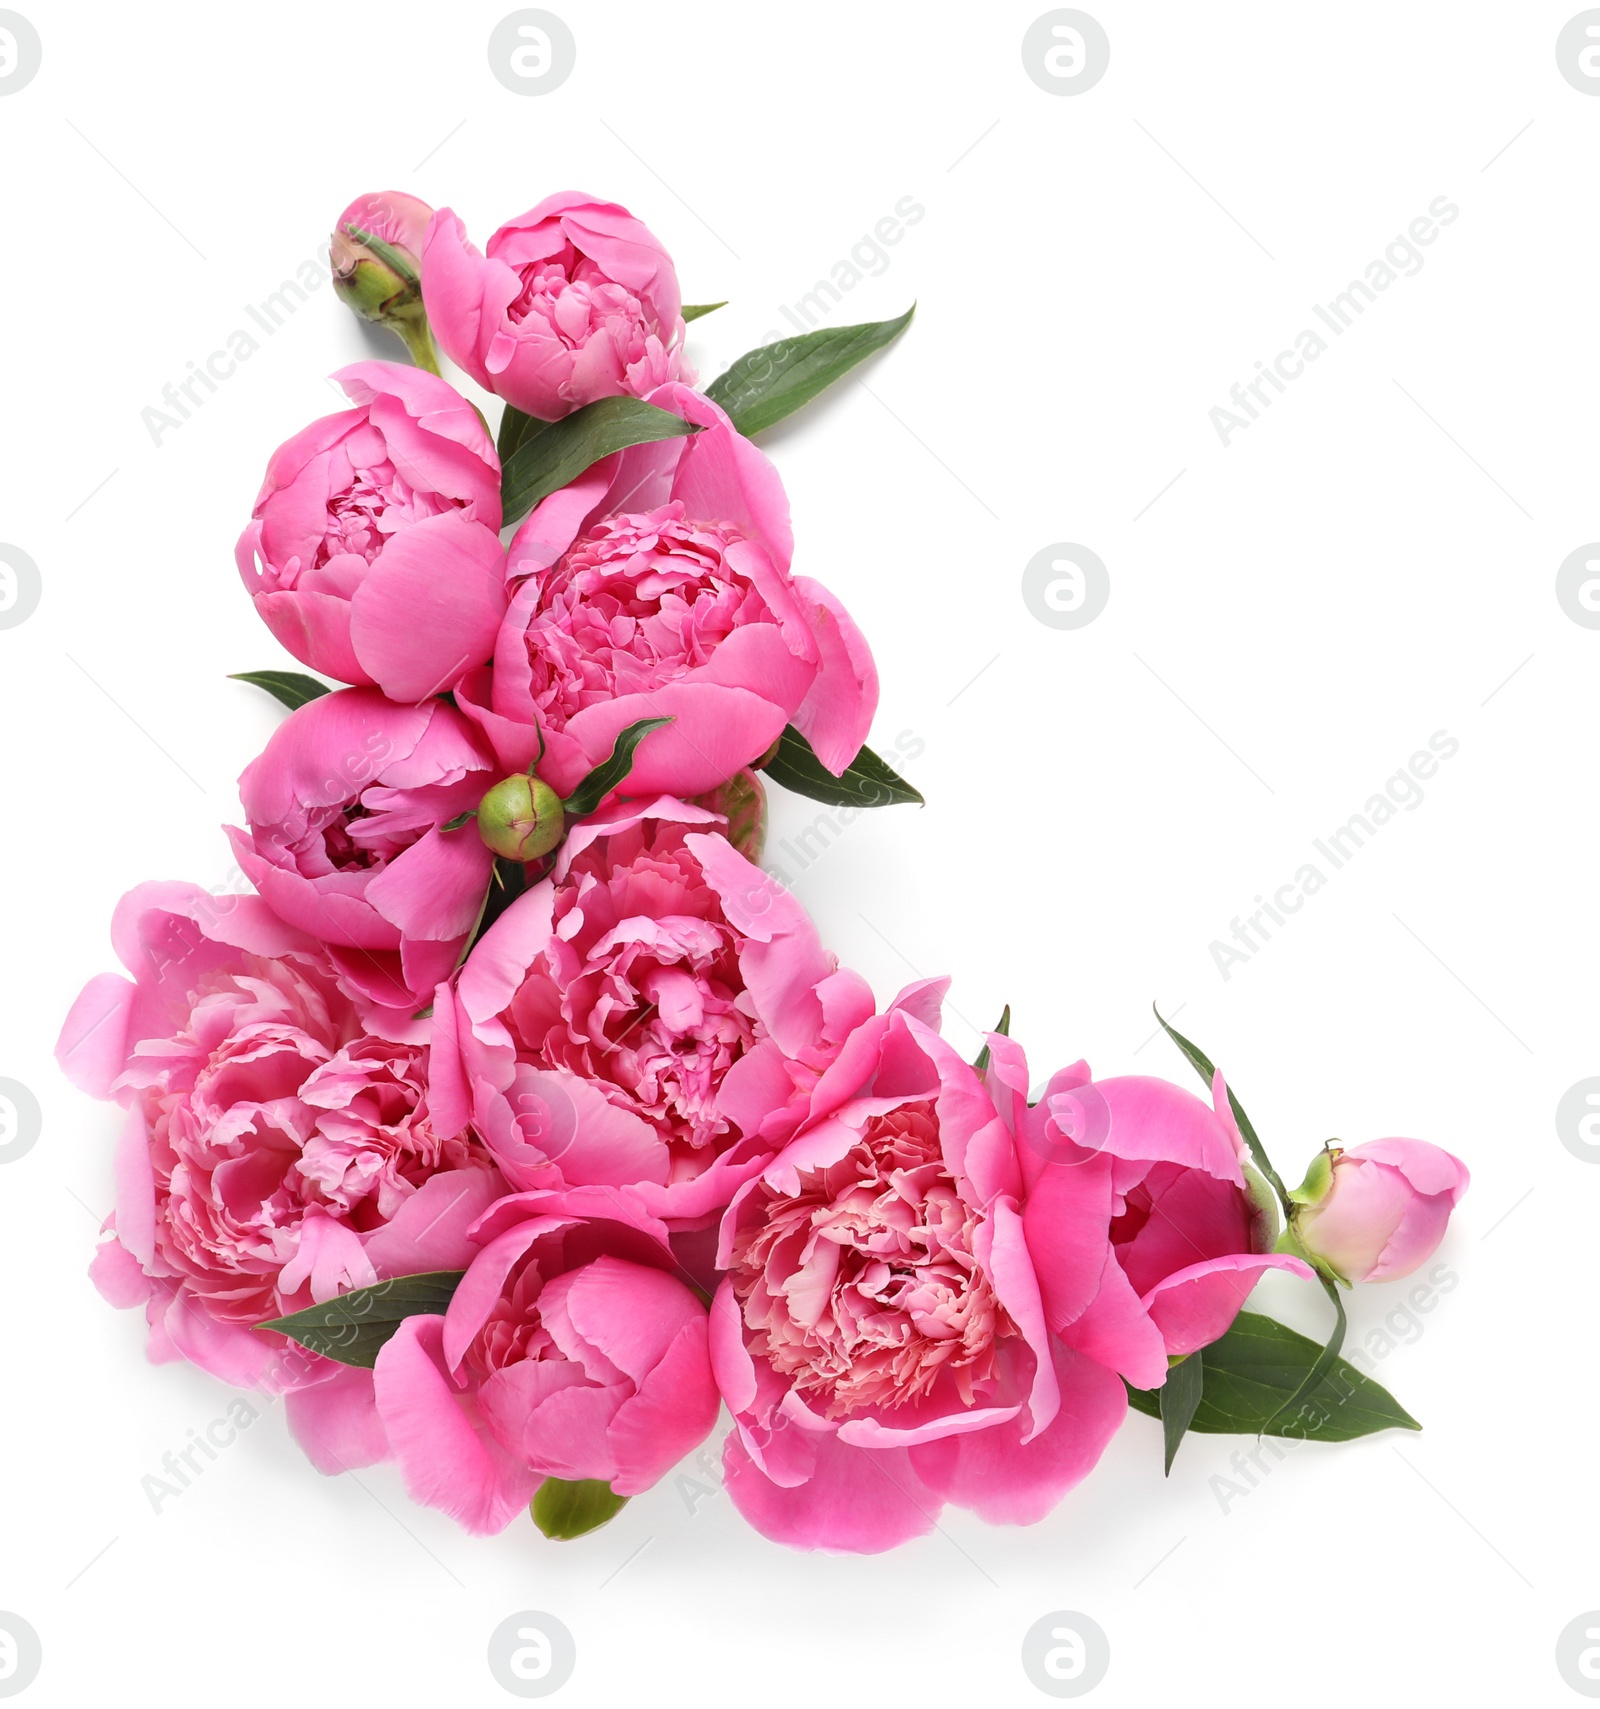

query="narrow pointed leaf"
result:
[1125,1310,1418,1442]
[500,396,699,526]
[682,302,726,323]
[530,1477,629,1540]
[256,1271,466,1368]
[1160,1351,1205,1474]
[973,1004,1012,1072]
[704,306,915,437]
[229,670,334,711]
[758,725,923,809]
[561,716,674,818]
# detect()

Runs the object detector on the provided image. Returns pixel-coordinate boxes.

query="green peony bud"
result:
[477,773,566,862]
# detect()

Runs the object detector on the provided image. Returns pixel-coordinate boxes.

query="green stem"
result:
[394,313,442,376]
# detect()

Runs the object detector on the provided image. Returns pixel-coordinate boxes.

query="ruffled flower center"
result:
[730,1101,1009,1418]
[518,501,771,728]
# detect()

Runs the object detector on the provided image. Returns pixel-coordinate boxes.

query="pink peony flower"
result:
[709,993,1128,1554]
[372,1187,719,1533]
[1015,1062,1313,1390]
[433,797,875,1229]
[421,192,686,420]
[55,882,505,1470]
[456,384,877,799]
[226,687,498,1014]
[1290,1139,1469,1283]
[236,361,506,701]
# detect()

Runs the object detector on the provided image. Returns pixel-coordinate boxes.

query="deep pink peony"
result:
[226,687,498,1013]
[1015,1060,1313,1390]
[456,384,877,799]
[236,361,506,701]
[373,1187,719,1532]
[433,797,874,1229]
[1291,1139,1468,1283]
[421,192,686,420]
[710,993,1128,1553]
[55,882,505,1470]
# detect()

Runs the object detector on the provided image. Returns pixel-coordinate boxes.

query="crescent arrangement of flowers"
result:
[56,189,1470,1553]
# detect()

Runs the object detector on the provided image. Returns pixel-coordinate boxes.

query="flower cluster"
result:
[58,188,1468,1553]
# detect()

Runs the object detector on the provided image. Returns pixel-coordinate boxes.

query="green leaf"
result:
[1151,1007,1289,1206]
[1160,1350,1205,1474]
[704,306,914,438]
[441,811,476,832]
[758,726,923,809]
[530,1477,629,1540]
[257,1271,465,1368]
[682,302,726,323]
[229,670,333,711]
[1126,1311,1419,1443]
[500,396,700,526]
[497,403,545,464]
[973,1004,1012,1073]
[560,716,674,818]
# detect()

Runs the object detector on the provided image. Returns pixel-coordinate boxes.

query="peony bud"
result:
[331,191,440,373]
[477,772,565,862]
[1284,1139,1469,1284]
[691,768,767,863]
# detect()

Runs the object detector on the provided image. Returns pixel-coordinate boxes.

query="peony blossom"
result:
[226,687,498,1013]
[54,882,505,1470]
[456,384,876,799]
[433,796,874,1229]
[236,361,506,700]
[1016,1061,1313,1390]
[1289,1139,1469,1283]
[710,993,1128,1553]
[373,1187,719,1533]
[421,192,686,420]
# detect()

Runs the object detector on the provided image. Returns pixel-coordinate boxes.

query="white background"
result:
[0,1,1593,1703]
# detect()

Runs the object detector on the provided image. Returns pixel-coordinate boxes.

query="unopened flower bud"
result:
[331,191,440,373]
[691,767,768,863]
[1284,1139,1469,1284]
[477,772,565,862]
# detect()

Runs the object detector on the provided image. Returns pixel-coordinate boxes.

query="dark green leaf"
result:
[530,1477,629,1540]
[1126,1311,1419,1443]
[229,670,333,711]
[704,306,914,437]
[973,1004,1012,1073]
[758,725,923,809]
[1264,1271,1349,1434]
[1160,1350,1206,1474]
[497,403,546,464]
[682,302,726,323]
[1151,1007,1289,1206]
[441,811,476,832]
[561,716,674,818]
[256,1271,465,1368]
[500,396,699,527]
